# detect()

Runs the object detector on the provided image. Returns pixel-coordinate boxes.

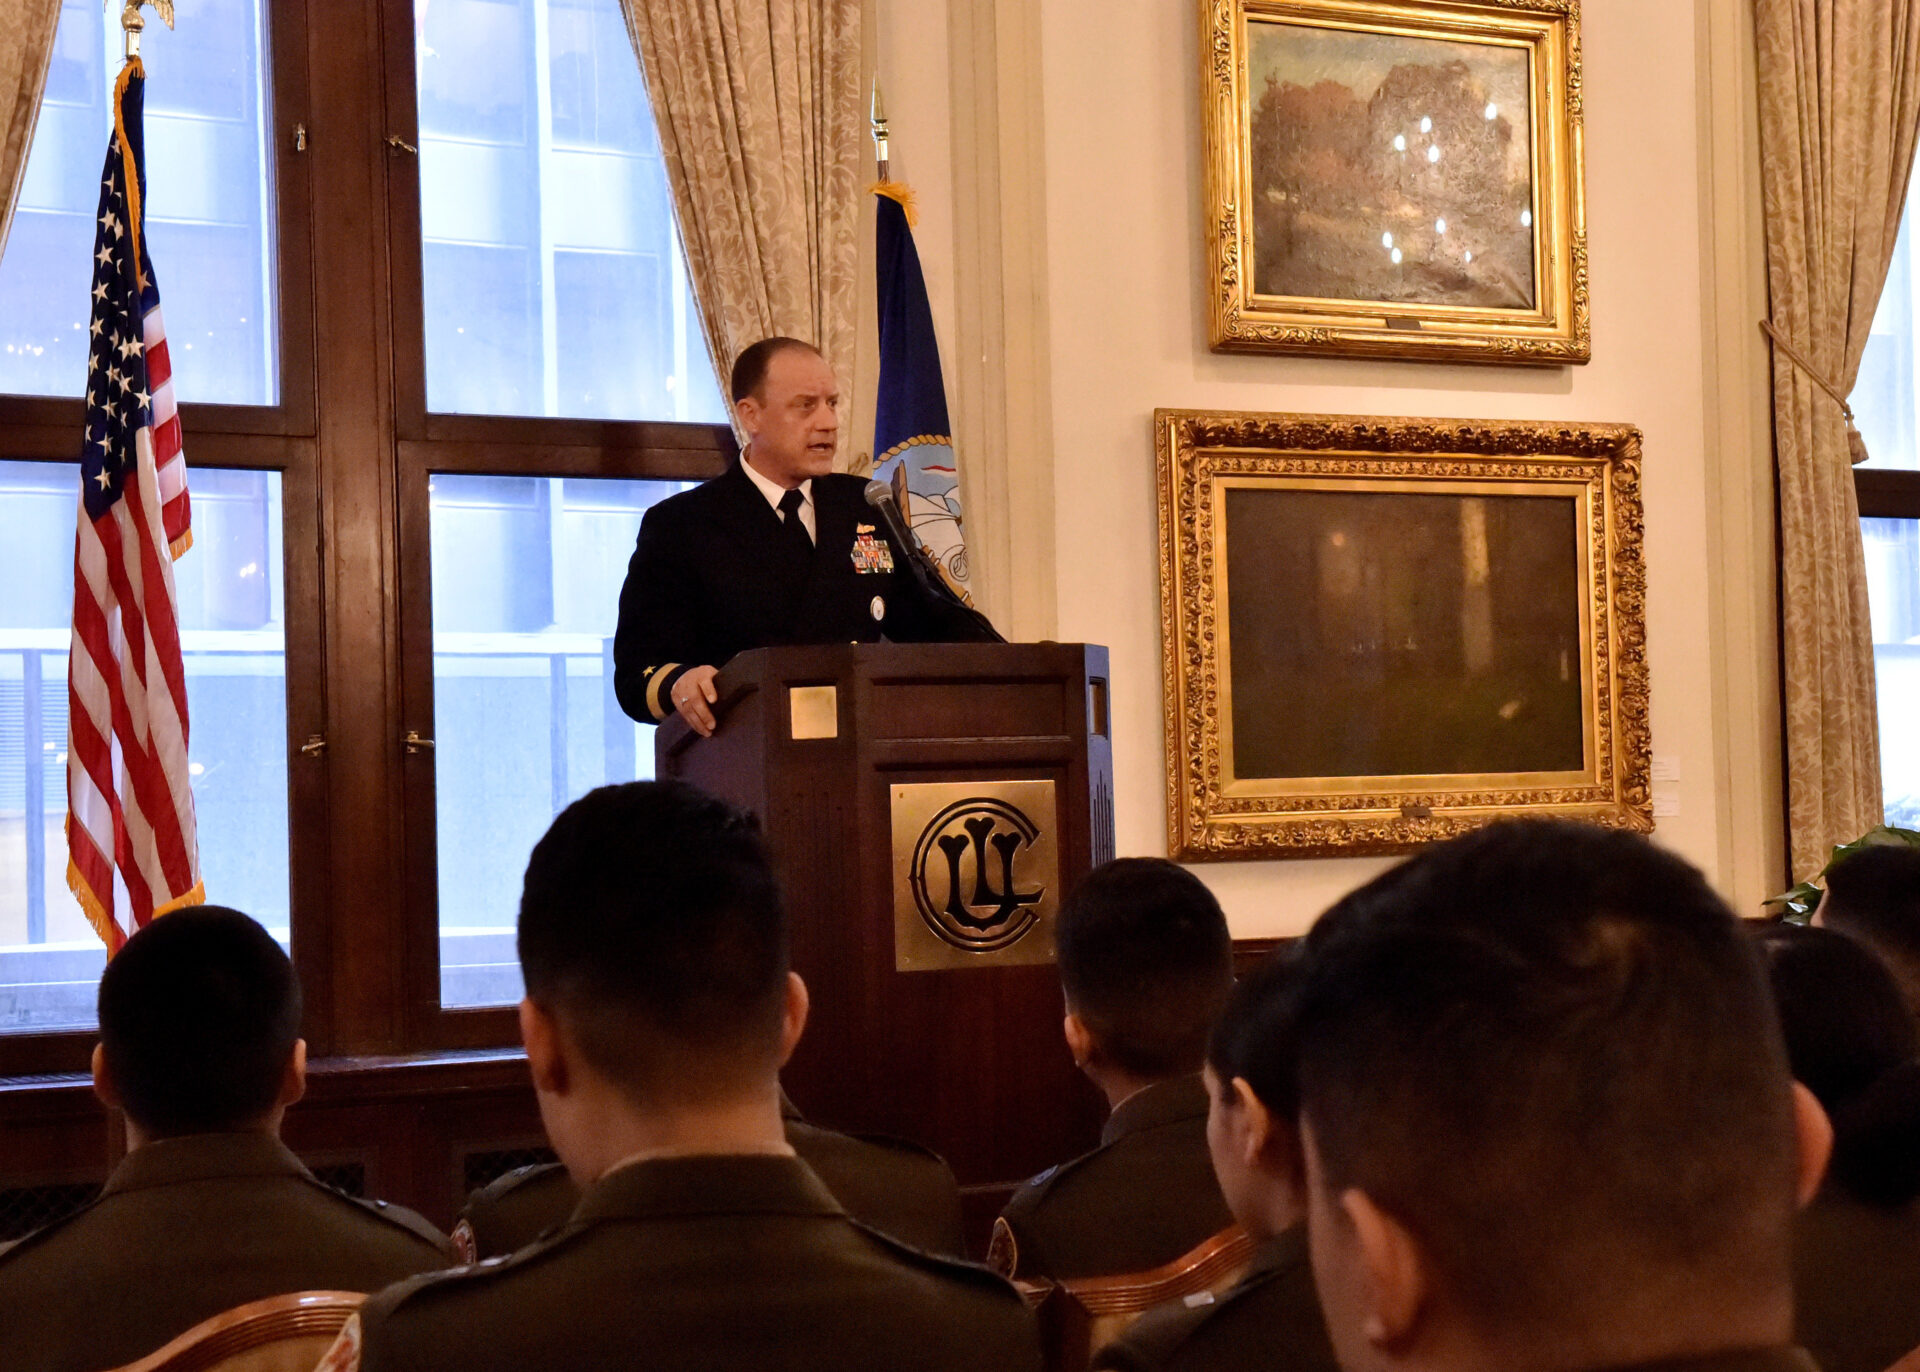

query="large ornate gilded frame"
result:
[1157,410,1648,859]
[1203,0,1588,365]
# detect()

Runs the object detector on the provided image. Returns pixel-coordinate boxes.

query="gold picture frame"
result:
[1203,0,1588,365]
[1157,410,1648,859]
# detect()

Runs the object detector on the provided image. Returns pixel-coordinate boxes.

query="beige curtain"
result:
[0,0,61,264]
[618,0,863,461]
[1755,0,1920,877]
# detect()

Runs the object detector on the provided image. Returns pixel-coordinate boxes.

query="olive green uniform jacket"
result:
[1792,1187,1920,1372]
[1093,1226,1337,1372]
[0,1131,454,1372]
[991,1075,1234,1282]
[337,1153,1040,1372]
[456,1096,965,1259]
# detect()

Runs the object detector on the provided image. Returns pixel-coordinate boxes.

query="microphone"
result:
[864,479,1005,643]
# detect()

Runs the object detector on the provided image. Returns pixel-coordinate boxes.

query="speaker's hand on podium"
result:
[672,664,721,737]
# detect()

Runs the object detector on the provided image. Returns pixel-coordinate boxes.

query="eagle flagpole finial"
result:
[113,0,175,62]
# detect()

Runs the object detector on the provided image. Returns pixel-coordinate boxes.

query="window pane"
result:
[0,461,290,1032]
[1865,518,1920,828]
[414,0,726,423]
[431,473,687,1008]
[0,0,279,405]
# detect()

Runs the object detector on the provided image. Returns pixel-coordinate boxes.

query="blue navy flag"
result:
[872,187,971,594]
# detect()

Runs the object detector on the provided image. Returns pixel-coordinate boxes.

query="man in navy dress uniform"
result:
[613,336,994,736]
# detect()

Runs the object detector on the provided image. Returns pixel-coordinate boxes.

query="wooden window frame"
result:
[0,0,734,1074]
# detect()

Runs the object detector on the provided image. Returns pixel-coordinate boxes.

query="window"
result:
[412,0,724,423]
[1851,202,1920,829]
[0,461,288,1033]
[0,0,734,1069]
[0,0,278,405]
[429,473,686,1007]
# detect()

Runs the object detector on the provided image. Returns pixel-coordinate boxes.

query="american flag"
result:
[65,58,203,951]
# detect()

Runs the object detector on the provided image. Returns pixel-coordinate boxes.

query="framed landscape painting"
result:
[1157,410,1649,859]
[1202,0,1589,365]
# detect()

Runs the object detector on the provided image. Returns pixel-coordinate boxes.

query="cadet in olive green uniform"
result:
[1759,923,1920,1372]
[991,860,1236,1283]
[1274,824,1831,1372]
[457,1091,965,1259]
[1093,956,1336,1372]
[0,907,452,1372]
[321,781,1037,1372]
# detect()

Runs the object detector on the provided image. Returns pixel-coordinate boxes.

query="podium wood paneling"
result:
[657,643,1114,1190]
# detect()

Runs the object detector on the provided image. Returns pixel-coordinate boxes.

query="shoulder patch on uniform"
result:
[986,1215,1019,1278]
[848,1215,1028,1302]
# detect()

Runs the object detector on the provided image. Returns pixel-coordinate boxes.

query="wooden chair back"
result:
[107,1291,365,1372]
[1034,1224,1257,1372]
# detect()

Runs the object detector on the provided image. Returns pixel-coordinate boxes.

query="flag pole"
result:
[871,82,890,181]
[115,1,176,65]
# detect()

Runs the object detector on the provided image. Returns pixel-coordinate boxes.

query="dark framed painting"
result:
[1201,0,1589,364]
[1157,410,1649,858]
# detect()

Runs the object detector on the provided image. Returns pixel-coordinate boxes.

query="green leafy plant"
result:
[1763,825,1920,923]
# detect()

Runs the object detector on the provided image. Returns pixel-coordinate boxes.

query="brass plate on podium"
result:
[891,779,1060,971]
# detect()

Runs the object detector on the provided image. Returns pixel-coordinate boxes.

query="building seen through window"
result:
[1851,203,1920,829]
[414,0,727,423]
[0,0,277,405]
[0,462,289,1033]
[430,474,688,1007]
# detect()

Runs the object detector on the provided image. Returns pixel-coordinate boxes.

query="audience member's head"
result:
[1055,858,1233,1106]
[95,905,304,1142]
[517,779,801,1128]
[1818,843,1920,1021]
[1760,921,1920,1209]
[1203,948,1308,1240]
[1284,820,1829,1372]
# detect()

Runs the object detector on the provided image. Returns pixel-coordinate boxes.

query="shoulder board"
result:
[0,1191,106,1263]
[373,1218,586,1316]
[842,1130,954,1167]
[1007,1140,1112,1210]
[845,1216,1028,1301]
[469,1161,565,1205]
[297,1176,452,1254]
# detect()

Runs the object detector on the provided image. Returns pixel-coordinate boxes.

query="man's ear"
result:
[1228,1076,1275,1166]
[519,998,570,1098]
[776,972,810,1069]
[1063,1012,1095,1071]
[91,1042,119,1112]
[1791,1079,1834,1208]
[1344,1187,1429,1350]
[277,1038,308,1110]
[733,394,761,441]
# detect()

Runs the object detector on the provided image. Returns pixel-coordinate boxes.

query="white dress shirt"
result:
[741,453,816,544]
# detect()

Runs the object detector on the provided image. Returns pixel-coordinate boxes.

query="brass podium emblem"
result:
[891,780,1059,971]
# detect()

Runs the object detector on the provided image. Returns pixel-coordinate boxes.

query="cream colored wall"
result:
[877,0,1782,937]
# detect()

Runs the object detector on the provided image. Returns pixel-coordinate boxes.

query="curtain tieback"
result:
[1760,319,1870,465]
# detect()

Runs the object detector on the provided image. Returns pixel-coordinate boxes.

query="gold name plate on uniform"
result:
[890,779,1060,972]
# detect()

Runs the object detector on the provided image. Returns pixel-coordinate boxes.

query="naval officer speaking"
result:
[613,336,998,737]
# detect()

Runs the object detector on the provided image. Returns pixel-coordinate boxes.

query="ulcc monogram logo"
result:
[909,798,1049,952]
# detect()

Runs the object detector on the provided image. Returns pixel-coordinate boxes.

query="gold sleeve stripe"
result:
[645,663,681,721]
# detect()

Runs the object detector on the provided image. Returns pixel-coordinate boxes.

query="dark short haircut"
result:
[1288,819,1798,1330]
[1056,858,1233,1080]
[1760,922,1920,1207]
[1206,945,1302,1114]
[729,336,821,403]
[1822,844,1920,966]
[98,905,301,1137]
[518,780,788,1102]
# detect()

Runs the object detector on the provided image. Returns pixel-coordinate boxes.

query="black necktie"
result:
[777,487,813,559]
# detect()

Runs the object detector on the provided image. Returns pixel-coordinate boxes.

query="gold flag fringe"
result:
[870,180,918,228]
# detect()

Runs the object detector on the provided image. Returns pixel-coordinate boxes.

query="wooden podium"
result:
[657,642,1115,1217]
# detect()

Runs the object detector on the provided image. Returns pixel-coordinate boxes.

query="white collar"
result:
[741,452,812,512]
